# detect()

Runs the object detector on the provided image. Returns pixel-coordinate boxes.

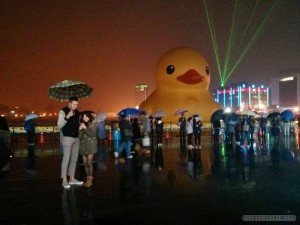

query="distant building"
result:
[213,82,269,111]
[270,72,300,109]
[135,83,148,108]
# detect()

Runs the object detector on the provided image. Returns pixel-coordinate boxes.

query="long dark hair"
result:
[80,111,94,126]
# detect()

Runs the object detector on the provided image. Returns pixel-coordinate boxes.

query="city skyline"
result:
[1,1,299,113]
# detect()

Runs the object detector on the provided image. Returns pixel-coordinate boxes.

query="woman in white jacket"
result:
[186,117,193,146]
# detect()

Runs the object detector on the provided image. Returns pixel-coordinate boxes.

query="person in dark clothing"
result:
[248,116,256,145]
[24,119,36,171]
[241,116,250,147]
[178,113,187,137]
[235,119,242,146]
[132,118,142,147]
[193,116,202,149]
[270,117,281,142]
[155,117,164,145]
[155,117,164,170]
[259,117,267,138]
[225,120,235,147]
[270,117,281,169]
[178,113,187,154]
[114,114,133,159]
[212,119,221,143]
[96,112,108,170]
[149,116,155,164]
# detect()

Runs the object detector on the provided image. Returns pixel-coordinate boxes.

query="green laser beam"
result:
[223,0,237,79]
[231,0,260,64]
[203,0,223,83]
[204,0,280,87]
[223,0,280,84]
[210,8,224,83]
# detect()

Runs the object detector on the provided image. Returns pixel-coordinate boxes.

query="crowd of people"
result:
[24,96,299,190]
[214,113,296,151]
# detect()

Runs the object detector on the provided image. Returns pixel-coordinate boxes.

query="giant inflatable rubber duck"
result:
[139,47,221,123]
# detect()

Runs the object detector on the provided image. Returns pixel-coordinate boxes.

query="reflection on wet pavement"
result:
[1,130,300,224]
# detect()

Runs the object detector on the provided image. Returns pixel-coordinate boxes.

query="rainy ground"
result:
[1,132,300,225]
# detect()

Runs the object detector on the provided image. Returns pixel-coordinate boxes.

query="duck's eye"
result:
[205,66,210,75]
[166,65,175,74]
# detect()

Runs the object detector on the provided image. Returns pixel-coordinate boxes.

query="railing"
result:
[10,132,61,153]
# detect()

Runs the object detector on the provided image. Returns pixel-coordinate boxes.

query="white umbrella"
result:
[237,110,256,117]
[152,110,166,118]
[25,113,39,121]
[260,112,268,118]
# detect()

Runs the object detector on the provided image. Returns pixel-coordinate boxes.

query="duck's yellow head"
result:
[155,47,211,91]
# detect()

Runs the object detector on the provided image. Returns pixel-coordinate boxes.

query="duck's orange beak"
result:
[176,69,204,85]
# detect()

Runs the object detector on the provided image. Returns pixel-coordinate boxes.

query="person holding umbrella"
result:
[114,114,133,159]
[24,114,38,172]
[281,110,293,136]
[58,96,83,189]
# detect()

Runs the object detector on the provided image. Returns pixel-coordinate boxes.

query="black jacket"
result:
[61,107,80,138]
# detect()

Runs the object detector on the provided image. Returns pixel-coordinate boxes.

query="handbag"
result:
[142,135,150,147]
[124,128,133,137]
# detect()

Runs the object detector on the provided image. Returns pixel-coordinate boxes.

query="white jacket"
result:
[186,121,193,134]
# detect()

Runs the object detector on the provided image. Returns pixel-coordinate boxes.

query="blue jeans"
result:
[116,140,131,157]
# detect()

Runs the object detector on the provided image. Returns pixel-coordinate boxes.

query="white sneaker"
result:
[69,179,83,186]
[114,152,119,158]
[62,180,71,189]
[127,155,133,159]
[187,145,194,150]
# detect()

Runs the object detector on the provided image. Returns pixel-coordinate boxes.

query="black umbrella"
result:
[267,112,281,120]
[210,109,224,123]
[223,112,240,125]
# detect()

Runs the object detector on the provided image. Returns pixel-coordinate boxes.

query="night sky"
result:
[0,0,299,113]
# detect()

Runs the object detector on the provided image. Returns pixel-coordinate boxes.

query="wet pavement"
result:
[1,132,300,225]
